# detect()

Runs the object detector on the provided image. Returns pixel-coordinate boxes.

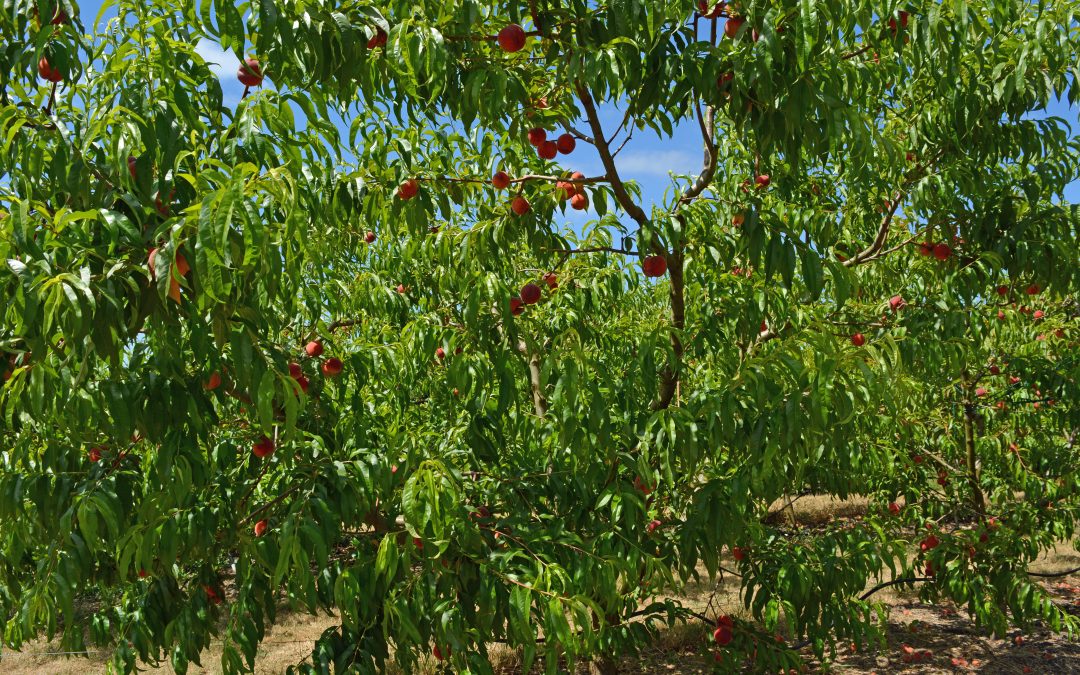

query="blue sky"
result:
[74,2,1079,232]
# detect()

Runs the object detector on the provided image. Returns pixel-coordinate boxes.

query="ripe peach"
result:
[322,357,343,376]
[527,128,547,146]
[642,255,667,278]
[520,283,542,305]
[204,372,222,390]
[252,435,275,458]
[498,24,526,52]
[492,171,511,190]
[511,196,530,215]
[724,16,745,38]
[397,179,419,200]
[237,58,263,86]
[38,57,63,82]
[366,28,387,49]
[538,140,558,160]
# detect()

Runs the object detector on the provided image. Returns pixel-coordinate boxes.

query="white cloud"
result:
[614,150,699,177]
[194,39,236,80]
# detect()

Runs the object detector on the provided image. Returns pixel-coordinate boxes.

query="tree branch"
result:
[416,173,607,186]
[606,107,633,146]
[517,340,547,417]
[859,576,929,601]
[843,191,904,266]
[575,83,648,226]
[543,246,637,256]
[327,318,362,332]
[676,103,718,208]
[654,222,686,411]
[1027,566,1080,578]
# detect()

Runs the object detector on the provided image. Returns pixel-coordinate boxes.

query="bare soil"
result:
[4,495,1078,674]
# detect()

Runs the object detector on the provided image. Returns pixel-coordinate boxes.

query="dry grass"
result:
[765,494,872,527]
[5,499,1079,674]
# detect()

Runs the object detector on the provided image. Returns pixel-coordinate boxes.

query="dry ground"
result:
[4,495,1079,674]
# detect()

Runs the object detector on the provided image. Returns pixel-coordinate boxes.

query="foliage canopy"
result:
[1,0,1079,672]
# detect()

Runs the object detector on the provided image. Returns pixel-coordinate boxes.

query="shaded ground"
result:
[4,496,1079,674]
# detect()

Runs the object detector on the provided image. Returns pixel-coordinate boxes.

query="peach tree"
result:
[1,0,1079,672]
